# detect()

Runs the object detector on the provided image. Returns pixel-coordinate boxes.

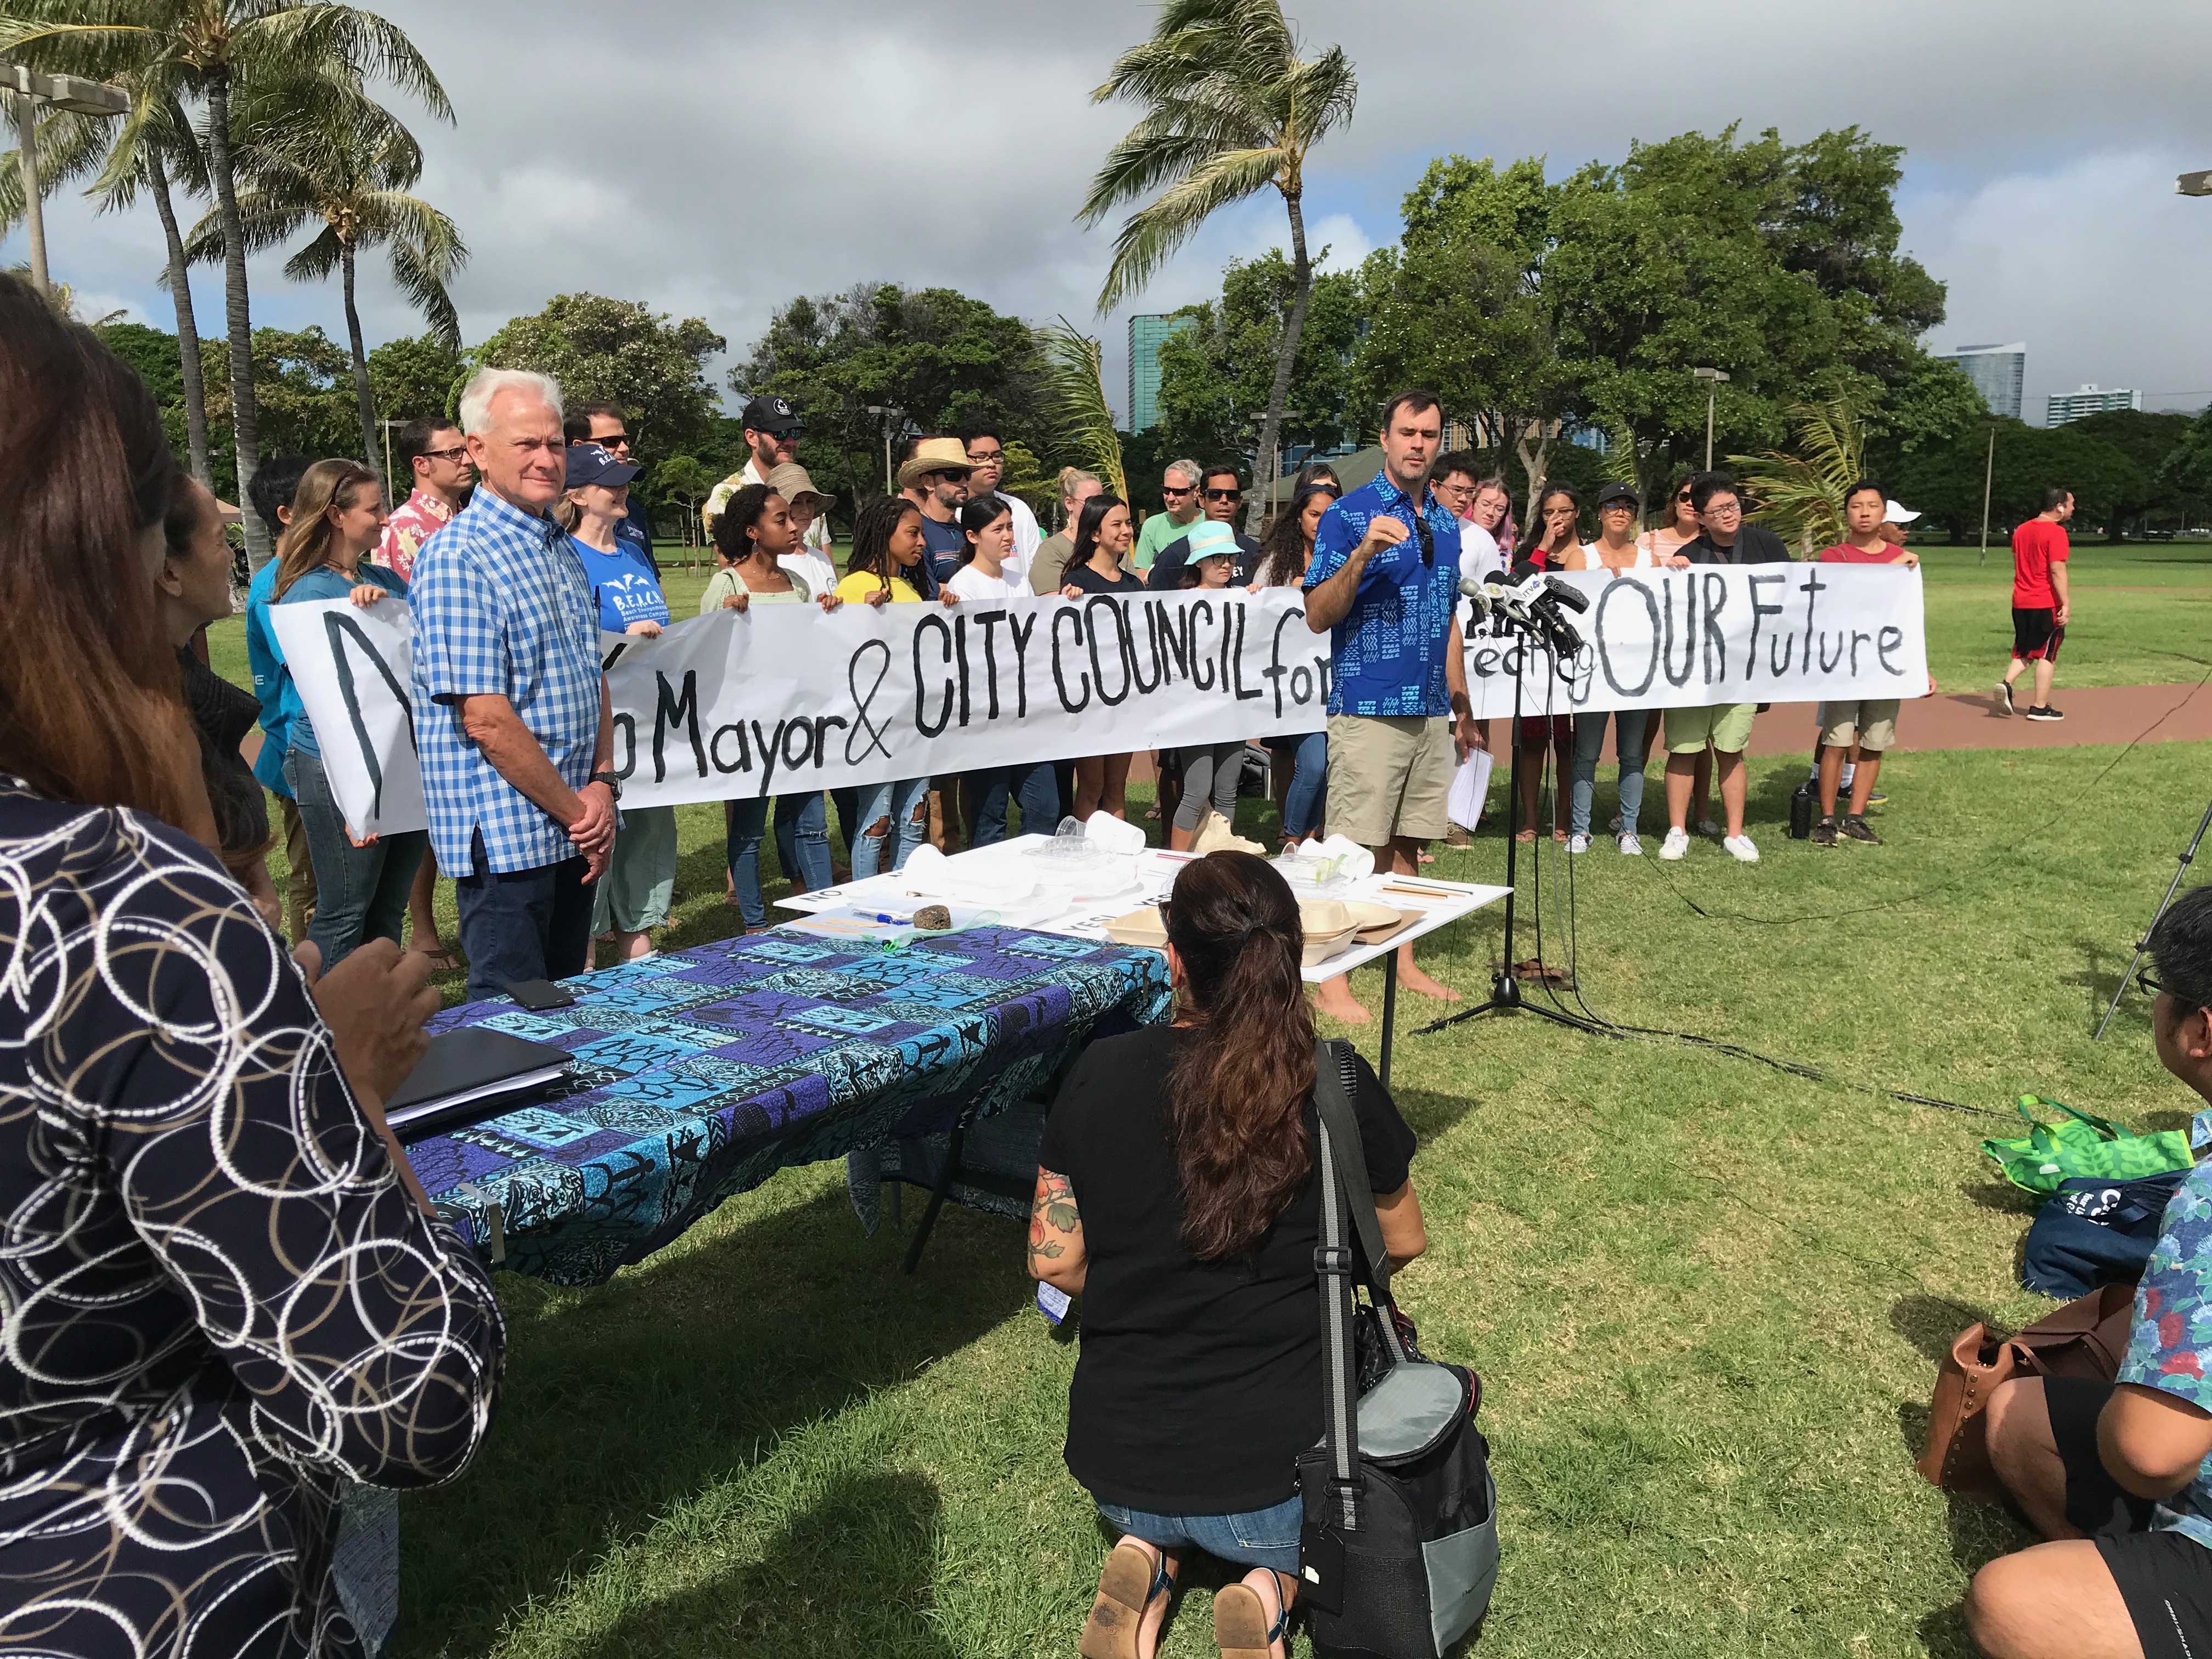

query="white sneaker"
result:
[1567,832,1591,854]
[1660,828,1690,860]
[1618,832,1643,856]
[1695,818,1723,839]
[1723,834,1760,862]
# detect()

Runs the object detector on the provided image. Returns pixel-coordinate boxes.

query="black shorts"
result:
[2046,1376,2212,1659]
[2012,606,2065,663]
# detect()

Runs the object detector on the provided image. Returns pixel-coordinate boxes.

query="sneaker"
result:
[1617,832,1643,856]
[1444,823,1474,848]
[1723,834,1760,862]
[1840,814,1884,845]
[1567,832,1592,854]
[1811,817,1838,848]
[2027,705,2065,722]
[1695,818,1723,839]
[1863,789,1889,808]
[1660,828,1690,861]
[1607,812,1622,833]
[1996,680,2016,716]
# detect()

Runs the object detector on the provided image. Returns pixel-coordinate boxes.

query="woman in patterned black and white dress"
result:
[0,272,507,1657]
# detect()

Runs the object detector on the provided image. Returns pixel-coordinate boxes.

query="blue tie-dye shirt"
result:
[1304,472,1462,718]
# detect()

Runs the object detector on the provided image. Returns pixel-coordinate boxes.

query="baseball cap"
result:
[565,443,639,490]
[740,394,804,436]
[1884,499,1922,524]
[1594,482,1640,510]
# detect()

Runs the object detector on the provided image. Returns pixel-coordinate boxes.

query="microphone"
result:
[1541,575,1591,614]
[1457,575,1494,621]
[1486,581,1534,627]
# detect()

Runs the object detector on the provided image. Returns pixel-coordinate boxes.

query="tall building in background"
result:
[1937,342,2027,419]
[2047,383,2143,426]
[1127,313,1194,433]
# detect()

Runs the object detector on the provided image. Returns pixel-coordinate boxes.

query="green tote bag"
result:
[1982,1095,2194,1195]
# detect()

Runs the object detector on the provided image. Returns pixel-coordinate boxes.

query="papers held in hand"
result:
[386,1028,573,1141]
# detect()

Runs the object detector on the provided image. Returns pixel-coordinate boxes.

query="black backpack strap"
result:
[1312,1039,1392,1295]
[1312,1049,1365,1532]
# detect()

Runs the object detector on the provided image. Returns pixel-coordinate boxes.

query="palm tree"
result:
[1037,318,1127,503]
[3,1,452,569]
[1728,397,1868,555]
[0,82,216,486]
[1081,0,1356,531]
[194,86,465,483]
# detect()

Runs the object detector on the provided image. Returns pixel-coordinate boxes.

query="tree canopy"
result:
[1152,250,1361,465]
[476,292,725,455]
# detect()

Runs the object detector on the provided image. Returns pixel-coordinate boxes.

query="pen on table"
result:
[859,910,915,926]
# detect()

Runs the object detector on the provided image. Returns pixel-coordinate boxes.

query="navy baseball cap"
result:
[565,443,639,489]
[740,394,804,436]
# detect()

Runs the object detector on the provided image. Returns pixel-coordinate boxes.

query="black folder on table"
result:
[386,1028,573,1141]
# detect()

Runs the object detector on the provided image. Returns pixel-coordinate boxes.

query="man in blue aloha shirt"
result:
[1972,884,2212,1658]
[1302,388,1479,1019]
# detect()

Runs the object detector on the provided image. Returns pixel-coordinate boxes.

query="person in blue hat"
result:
[562,442,677,962]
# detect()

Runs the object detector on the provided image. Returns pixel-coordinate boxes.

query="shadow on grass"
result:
[1891,1293,1990,1365]
[393,1184,1031,1657]
[571,1470,956,1659]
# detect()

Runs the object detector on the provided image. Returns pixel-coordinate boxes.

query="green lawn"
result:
[201,556,2212,1656]
[353,740,2210,1659]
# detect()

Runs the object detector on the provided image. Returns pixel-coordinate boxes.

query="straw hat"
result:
[765,461,836,511]
[897,436,975,490]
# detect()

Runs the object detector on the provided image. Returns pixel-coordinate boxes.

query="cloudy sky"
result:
[11,0,2211,427]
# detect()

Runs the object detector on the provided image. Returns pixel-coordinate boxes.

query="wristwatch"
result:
[588,770,623,802]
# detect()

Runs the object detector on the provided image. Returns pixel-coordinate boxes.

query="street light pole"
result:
[864,404,903,495]
[1,63,131,300]
[1692,366,1730,471]
[1978,424,1996,566]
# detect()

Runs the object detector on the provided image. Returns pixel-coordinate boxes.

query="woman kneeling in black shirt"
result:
[1032,850,1427,1659]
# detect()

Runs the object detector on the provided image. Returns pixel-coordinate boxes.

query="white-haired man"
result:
[409,367,618,1002]
[1132,456,1204,573]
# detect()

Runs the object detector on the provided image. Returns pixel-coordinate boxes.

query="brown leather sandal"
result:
[1080,1538,1176,1659]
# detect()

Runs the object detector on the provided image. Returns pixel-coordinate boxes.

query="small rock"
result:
[913,904,952,932]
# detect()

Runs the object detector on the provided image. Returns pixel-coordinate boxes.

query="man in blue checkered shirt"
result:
[410,368,617,1002]
[1302,389,1480,1018]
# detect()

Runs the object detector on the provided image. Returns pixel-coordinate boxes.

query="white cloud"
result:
[6,0,2208,432]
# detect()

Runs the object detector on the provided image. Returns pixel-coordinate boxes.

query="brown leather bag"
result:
[1918,1283,2137,1500]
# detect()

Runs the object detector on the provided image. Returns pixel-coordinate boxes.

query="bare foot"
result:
[1397,958,1461,1001]
[1312,977,1370,1024]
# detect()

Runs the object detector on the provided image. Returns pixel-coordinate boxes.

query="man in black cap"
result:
[703,394,830,561]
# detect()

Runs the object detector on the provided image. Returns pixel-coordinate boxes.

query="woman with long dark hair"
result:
[1053,493,1143,820]
[1252,483,1335,850]
[271,458,427,968]
[836,496,947,874]
[1032,852,1427,1659]
[0,271,503,1659]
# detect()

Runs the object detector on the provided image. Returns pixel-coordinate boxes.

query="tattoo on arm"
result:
[1029,1169,1078,1264]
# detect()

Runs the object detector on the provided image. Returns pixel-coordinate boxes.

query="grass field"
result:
[196,552,2212,1656]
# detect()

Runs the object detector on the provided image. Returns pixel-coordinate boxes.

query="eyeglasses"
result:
[421,445,469,464]
[1704,500,1742,516]
[2140,972,2167,997]
[967,448,1004,464]
[1204,488,1242,501]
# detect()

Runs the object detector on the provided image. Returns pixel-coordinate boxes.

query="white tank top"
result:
[1574,540,1656,571]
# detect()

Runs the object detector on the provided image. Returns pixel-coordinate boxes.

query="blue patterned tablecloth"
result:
[407,925,1171,1285]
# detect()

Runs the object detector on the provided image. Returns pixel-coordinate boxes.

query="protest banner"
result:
[268,566,1924,838]
[1460,563,1928,720]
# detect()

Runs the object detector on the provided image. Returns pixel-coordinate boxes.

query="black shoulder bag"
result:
[1296,1039,1498,1658]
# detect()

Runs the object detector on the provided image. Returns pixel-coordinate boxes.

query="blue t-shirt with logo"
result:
[571,535,670,632]
[1303,473,1463,717]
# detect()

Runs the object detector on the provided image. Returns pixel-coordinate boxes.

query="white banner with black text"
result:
[267,567,1923,838]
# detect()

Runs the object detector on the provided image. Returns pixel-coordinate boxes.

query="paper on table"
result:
[1448,749,1494,831]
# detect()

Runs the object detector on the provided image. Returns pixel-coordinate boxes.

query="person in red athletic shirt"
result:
[2000,487,2073,722]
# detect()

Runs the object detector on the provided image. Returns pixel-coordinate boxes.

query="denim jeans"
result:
[1570,708,1651,837]
[283,748,425,970]
[964,763,1060,847]
[727,793,834,928]
[452,828,596,1005]
[1281,729,1328,841]
[851,776,930,878]
[1094,1494,1302,1574]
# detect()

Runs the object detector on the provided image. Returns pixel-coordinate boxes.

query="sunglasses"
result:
[1204,488,1242,501]
[1677,492,1694,503]
[597,433,631,449]
[1162,483,1195,496]
[1413,513,1435,568]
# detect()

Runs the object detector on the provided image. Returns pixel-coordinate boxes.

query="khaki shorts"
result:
[1820,698,1900,752]
[1325,714,1454,848]
[1663,702,1758,755]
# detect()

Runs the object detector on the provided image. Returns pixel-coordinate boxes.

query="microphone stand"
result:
[1417,608,1597,1038]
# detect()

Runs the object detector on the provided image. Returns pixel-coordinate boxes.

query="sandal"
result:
[1212,1568,1294,1659]
[1081,1538,1177,1659]
[408,943,459,973]
[1515,828,1537,844]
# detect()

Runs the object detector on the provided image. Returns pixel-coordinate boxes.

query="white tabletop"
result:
[772,836,1507,983]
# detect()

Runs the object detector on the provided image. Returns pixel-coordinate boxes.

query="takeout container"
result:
[1101,898,1398,966]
